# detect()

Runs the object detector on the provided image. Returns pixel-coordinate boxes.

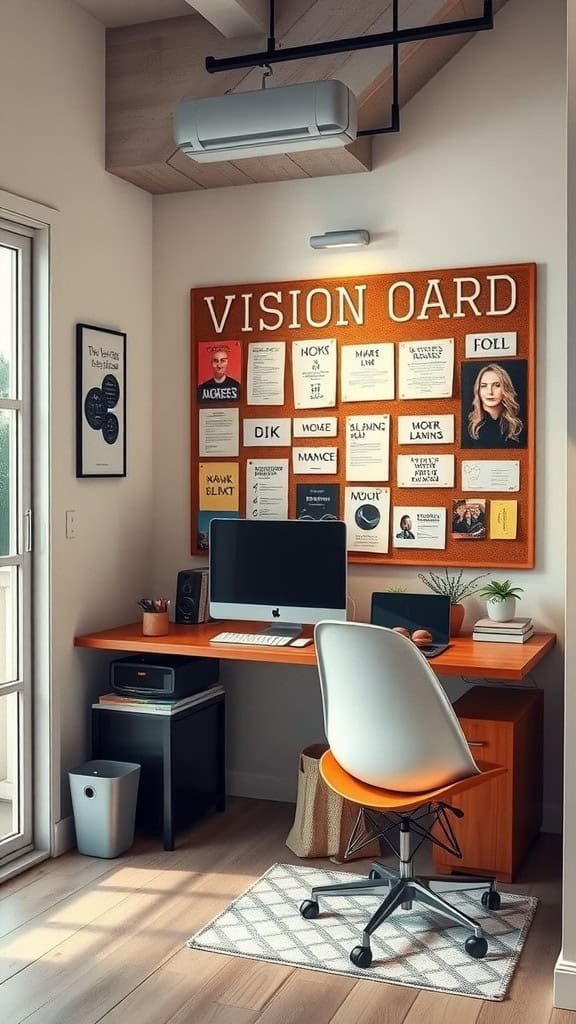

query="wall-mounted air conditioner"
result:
[174,80,357,163]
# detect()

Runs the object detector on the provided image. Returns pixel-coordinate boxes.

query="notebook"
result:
[370,593,451,659]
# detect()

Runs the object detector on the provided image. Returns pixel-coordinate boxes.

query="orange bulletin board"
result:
[190,262,536,568]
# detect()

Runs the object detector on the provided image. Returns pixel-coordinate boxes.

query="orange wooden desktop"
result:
[74,620,556,682]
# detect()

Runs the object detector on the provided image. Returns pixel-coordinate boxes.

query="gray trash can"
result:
[69,759,141,858]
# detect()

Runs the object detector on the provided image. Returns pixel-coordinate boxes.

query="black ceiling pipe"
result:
[205,1,493,74]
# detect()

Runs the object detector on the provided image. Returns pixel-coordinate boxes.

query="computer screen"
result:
[209,519,347,626]
[370,592,451,644]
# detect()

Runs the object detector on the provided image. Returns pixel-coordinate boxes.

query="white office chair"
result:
[299,620,505,968]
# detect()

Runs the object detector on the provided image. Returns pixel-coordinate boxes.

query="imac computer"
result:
[209,518,347,638]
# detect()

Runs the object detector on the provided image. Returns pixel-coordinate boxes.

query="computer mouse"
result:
[291,638,313,647]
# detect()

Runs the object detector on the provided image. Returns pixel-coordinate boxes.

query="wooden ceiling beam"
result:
[183,0,268,39]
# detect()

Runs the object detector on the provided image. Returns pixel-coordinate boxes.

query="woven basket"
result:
[286,744,379,861]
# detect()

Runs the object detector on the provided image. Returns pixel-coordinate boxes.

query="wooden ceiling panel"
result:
[105,0,509,193]
[230,154,311,183]
[111,161,204,192]
[167,148,257,186]
[290,134,372,176]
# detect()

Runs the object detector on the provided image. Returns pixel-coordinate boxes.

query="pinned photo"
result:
[197,341,241,402]
[461,359,527,449]
[451,498,487,540]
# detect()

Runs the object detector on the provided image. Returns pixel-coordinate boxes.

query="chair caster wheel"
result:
[465,935,488,959]
[350,945,373,968]
[368,869,381,880]
[481,890,501,910]
[299,899,319,920]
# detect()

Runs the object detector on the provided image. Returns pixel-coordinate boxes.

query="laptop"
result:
[370,593,451,659]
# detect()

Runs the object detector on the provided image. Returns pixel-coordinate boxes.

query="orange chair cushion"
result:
[319,749,506,812]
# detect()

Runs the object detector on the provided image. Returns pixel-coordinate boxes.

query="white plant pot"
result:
[486,596,516,622]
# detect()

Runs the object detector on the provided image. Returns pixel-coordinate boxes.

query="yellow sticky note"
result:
[199,462,239,511]
[490,500,518,540]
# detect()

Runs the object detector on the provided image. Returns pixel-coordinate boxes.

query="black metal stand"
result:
[92,693,225,851]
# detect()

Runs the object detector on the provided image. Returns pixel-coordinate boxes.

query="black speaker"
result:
[175,568,209,624]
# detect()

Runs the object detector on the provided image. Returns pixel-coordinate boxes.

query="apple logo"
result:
[272,608,280,618]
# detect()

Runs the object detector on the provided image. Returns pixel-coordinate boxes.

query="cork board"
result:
[190,262,536,568]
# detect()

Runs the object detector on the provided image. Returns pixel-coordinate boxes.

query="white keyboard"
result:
[209,631,292,647]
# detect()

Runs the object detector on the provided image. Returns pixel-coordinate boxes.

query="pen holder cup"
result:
[142,611,169,636]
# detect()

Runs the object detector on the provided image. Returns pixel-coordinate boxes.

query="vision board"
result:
[190,262,536,568]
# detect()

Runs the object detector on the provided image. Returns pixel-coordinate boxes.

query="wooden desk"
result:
[75,620,556,682]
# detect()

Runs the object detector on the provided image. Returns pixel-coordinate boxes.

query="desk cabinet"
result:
[433,686,543,883]
[92,693,225,851]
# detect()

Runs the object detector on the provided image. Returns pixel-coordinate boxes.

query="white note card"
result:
[292,447,338,475]
[243,418,291,447]
[464,332,517,358]
[340,343,395,402]
[346,414,390,482]
[292,338,337,409]
[461,460,520,492]
[199,407,239,458]
[397,454,455,488]
[393,506,447,550]
[246,460,289,519]
[246,341,286,405]
[293,417,338,438]
[397,414,454,446]
[398,339,454,399]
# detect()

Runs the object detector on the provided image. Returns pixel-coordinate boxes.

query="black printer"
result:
[110,653,219,699]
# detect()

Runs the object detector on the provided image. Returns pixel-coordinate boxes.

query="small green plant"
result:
[478,579,523,603]
[386,585,407,593]
[418,568,488,605]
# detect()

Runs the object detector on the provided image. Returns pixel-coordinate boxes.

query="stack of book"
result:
[93,684,224,715]
[472,617,534,644]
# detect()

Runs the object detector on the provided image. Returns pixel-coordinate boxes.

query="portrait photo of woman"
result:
[461,359,527,449]
[395,514,415,540]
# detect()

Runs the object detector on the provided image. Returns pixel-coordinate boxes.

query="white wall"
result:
[153,0,566,826]
[555,0,575,1009]
[0,0,154,827]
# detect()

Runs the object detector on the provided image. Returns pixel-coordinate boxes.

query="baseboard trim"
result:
[227,771,295,803]
[554,955,576,1009]
[52,816,75,857]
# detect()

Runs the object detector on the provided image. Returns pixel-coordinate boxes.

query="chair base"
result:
[300,860,499,967]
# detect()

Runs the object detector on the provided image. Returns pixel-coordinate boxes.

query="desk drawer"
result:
[460,720,514,769]
[434,686,543,882]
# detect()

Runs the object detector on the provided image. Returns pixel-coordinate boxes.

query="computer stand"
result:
[263,623,303,639]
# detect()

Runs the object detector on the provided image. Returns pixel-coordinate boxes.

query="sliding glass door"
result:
[0,224,33,862]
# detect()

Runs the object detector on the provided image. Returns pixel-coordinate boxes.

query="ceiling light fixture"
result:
[309,230,370,250]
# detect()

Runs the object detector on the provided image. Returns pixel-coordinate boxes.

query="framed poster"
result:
[76,323,126,478]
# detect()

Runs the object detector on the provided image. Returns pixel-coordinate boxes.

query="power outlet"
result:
[65,510,79,539]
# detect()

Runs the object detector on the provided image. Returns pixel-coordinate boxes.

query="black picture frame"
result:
[76,323,127,478]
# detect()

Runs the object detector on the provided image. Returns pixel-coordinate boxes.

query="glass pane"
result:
[0,244,17,399]
[0,409,15,557]
[0,691,19,842]
[0,566,18,684]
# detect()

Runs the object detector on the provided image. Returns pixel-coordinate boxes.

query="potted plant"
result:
[478,579,523,622]
[418,568,488,636]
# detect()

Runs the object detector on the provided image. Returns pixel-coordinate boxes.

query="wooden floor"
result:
[0,798,572,1024]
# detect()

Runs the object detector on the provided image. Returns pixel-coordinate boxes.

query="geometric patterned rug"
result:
[188,863,537,1001]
